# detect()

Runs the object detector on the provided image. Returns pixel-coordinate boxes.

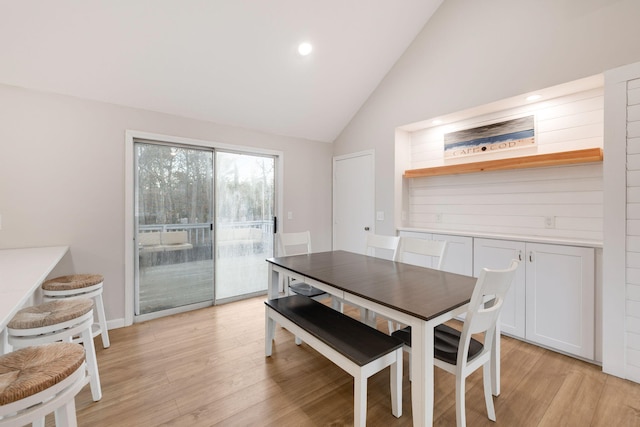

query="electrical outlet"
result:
[287,211,293,220]
[376,211,385,221]
[436,213,442,223]
[544,216,555,228]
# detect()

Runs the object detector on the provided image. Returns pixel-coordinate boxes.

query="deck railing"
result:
[138,220,275,248]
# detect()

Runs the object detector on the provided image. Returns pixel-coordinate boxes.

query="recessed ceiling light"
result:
[298,42,313,56]
[526,94,542,101]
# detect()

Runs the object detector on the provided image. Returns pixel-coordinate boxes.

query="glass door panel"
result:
[135,142,214,315]
[215,151,275,300]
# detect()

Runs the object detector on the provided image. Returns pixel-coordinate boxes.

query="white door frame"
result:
[332,150,375,252]
[124,130,283,326]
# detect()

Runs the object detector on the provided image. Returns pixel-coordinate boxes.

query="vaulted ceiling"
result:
[0,1,443,142]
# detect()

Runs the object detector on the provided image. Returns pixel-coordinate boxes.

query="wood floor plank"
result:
[43,295,640,426]
[590,375,640,426]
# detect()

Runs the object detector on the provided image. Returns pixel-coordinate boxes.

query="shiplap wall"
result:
[407,88,604,241]
[625,77,640,379]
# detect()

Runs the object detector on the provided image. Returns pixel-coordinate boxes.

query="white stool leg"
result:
[55,399,78,427]
[81,327,102,401]
[94,292,110,348]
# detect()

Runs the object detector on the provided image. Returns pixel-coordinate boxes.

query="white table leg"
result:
[411,321,433,427]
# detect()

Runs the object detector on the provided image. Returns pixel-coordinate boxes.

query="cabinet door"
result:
[525,243,594,359]
[474,238,526,338]
[432,234,473,276]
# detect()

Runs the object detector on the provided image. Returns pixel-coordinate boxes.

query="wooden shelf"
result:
[403,147,603,178]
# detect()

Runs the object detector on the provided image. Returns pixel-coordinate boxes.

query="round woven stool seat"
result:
[42,274,104,292]
[41,274,110,349]
[6,298,102,403]
[7,299,93,331]
[0,343,84,405]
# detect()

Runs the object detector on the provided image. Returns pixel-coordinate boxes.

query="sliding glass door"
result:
[135,143,214,316]
[134,141,275,318]
[215,151,275,301]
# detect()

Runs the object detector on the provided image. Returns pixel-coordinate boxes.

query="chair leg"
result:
[54,399,78,427]
[354,373,367,427]
[387,320,397,334]
[81,328,102,401]
[456,373,466,427]
[483,362,496,421]
[94,294,110,348]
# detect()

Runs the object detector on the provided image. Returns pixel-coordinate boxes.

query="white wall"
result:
[333,0,640,238]
[0,84,333,325]
[404,88,604,242]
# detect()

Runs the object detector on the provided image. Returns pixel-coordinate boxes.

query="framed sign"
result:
[444,115,535,158]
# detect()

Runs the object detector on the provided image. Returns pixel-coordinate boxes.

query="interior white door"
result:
[333,151,374,254]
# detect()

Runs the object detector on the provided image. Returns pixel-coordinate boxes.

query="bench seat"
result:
[265,295,403,426]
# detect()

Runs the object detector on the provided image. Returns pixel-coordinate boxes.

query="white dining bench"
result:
[265,294,403,427]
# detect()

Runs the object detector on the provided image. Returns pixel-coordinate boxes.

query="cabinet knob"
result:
[364,227,370,231]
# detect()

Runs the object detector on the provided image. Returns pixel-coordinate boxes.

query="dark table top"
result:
[267,250,477,322]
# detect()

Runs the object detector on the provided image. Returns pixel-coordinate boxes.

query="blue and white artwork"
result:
[444,116,535,158]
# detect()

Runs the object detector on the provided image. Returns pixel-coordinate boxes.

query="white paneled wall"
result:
[407,88,604,241]
[626,77,640,378]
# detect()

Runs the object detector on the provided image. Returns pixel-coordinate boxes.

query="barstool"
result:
[42,274,110,349]
[0,343,87,427]
[7,299,102,402]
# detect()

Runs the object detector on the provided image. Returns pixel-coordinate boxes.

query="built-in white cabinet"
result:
[525,242,594,359]
[473,238,527,338]
[474,238,595,359]
[398,231,472,275]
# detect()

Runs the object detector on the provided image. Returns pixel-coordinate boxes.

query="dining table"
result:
[266,249,499,427]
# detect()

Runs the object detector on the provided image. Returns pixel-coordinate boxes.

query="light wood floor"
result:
[55,296,640,426]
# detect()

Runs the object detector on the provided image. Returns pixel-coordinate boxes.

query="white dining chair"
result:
[387,236,448,333]
[277,231,333,302]
[365,233,400,260]
[396,236,447,269]
[392,259,519,427]
[359,234,401,326]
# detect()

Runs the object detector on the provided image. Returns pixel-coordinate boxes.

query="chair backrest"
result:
[458,259,519,367]
[277,231,311,256]
[365,234,400,260]
[396,237,447,269]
